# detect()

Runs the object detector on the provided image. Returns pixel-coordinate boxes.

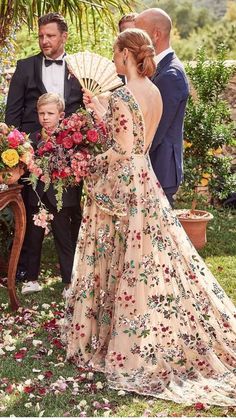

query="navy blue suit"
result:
[150,52,189,206]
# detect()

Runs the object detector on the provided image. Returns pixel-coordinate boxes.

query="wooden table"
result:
[0,184,26,310]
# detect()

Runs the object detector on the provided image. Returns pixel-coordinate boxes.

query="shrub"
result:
[182,45,236,208]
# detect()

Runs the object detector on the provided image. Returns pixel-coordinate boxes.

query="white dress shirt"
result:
[154,47,173,65]
[42,52,65,99]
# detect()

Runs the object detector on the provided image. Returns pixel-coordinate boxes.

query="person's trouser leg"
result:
[26,205,45,281]
[163,186,179,208]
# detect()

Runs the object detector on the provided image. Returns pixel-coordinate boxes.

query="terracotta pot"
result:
[176,209,214,250]
[0,166,24,185]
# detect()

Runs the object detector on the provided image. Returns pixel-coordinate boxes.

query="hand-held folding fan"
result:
[65,51,124,96]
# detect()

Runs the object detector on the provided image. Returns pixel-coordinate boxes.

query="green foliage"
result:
[183,46,236,205]
[142,0,214,38]
[0,95,6,122]
[0,0,132,48]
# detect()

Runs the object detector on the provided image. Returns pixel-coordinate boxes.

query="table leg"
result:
[7,195,26,311]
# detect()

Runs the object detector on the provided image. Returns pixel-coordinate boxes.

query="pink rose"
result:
[63,137,74,149]
[8,129,24,147]
[86,129,98,143]
[72,132,83,144]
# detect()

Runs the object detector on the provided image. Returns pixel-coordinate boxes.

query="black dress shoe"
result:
[16,270,28,282]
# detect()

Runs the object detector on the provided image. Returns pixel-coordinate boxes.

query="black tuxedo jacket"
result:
[26,130,82,208]
[5,52,83,135]
[150,52,189,191]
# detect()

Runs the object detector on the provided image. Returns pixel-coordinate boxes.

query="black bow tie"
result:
[44,59,63,67]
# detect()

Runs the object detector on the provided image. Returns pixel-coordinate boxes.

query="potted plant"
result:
[176,45,236,249]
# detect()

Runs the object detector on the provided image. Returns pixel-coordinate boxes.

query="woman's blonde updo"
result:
[115,28,156,78]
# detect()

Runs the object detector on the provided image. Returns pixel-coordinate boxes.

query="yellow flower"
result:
[200,178,209,186]
[202,172,211,179]
[184,140,192,149]
[1,149,20,168]
[213,147,222,155]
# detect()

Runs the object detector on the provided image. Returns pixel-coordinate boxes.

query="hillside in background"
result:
[194,0,227,17]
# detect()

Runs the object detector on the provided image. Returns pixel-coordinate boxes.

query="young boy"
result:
[21,93,82,294]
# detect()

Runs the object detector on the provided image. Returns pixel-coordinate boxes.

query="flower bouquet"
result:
[28,109,107,213]
[0,122,34,187]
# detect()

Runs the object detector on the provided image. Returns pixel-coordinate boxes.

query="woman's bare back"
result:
[126,78,163,152]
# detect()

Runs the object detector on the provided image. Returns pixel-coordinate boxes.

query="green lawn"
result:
[0,207,236,417]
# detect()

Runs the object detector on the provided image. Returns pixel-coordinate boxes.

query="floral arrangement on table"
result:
[28,109,107,229]
[0,122,34,185]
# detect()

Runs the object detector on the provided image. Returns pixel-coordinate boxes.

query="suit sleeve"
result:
[150,69,186,153]
[5,60,26,129]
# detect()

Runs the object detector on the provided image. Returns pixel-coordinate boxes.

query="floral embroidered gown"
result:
[63,86,236,406]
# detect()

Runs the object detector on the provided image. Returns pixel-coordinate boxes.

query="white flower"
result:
[32,340,42,347]
[42,303,50,309]
[96,381,104,389]
[102,398,109,404]
[87,372,94,380]
[24,402,32,408]
[24,379,32,386]
[37,374,45,381]
[79,400,87,408]
[117,390,126,396]
[4,345,16,352]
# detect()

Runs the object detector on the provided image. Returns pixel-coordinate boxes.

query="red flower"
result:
[72,132,83,144]
[23,386,35,393]
[38,387,47,395]
[44,370,53,379]
[43,318,58,330]
[87,129,98,143]
[8,136,20,148]
[5,384,14,394]
[14,349,27,360]
[44,141,54,152]
[58,170,69,179]
[194,402,205,410]
[52,338,64,349]
[63,137,74,149]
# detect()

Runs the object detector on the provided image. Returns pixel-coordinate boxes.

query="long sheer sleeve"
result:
[86,93,134,217]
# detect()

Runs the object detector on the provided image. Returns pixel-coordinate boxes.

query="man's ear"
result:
[153,28,161,43]
[59,111,65,121]
[62,31,68,44]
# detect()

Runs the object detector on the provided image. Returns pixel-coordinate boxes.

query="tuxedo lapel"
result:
[34,53,47,94]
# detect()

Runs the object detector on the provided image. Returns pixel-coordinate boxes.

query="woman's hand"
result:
[82,89,106,122]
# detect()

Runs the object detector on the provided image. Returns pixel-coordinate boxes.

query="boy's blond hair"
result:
[37,93,65,112]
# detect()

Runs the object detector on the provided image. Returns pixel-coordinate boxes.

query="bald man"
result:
[135,8,189,206]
